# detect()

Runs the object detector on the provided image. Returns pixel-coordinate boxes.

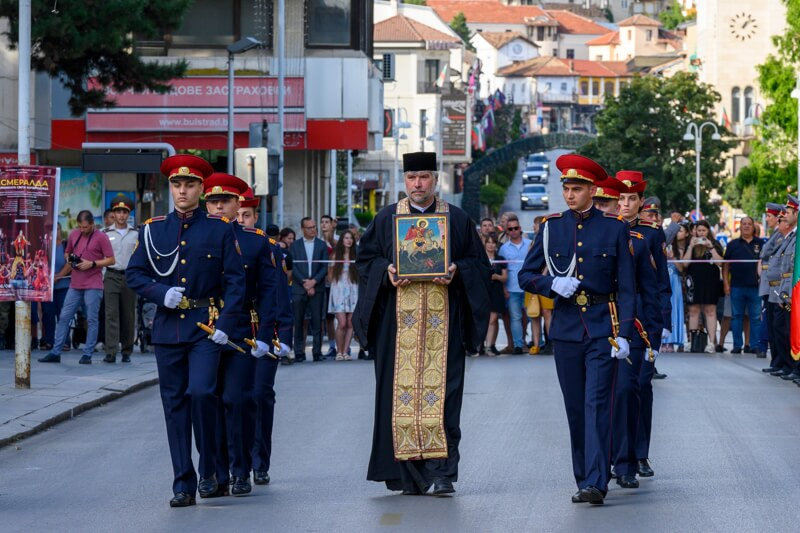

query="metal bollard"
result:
[15,301,30,389]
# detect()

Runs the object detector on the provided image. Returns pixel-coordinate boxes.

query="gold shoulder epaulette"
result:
[543,212,562,223]
[269,237,277,245]
[243,226,266,236]
[637,220,659,229]
[630,231,645,240]
[604,213,625,222]
[144,216,166,225]
[207,213,230,223]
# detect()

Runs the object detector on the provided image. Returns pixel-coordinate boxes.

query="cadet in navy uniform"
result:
[236,187,293,486]
[615,171,671,478]
[593,177,662,490]
[519,155,636,505]
[126,155,246,508]
[202,174,277,497]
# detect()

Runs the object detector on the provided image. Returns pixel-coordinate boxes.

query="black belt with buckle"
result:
[568,292,616,306]
[177,296,224,310]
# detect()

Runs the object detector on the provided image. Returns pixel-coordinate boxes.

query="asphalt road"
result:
[503,148,572,233]
[3,351,800,532]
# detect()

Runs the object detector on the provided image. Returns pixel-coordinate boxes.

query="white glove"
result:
[251,340,270,358]
[551,277,581,298]
[164,287,185,309]
[211,328,229,345]
[647,349,659,363]
[279,343,290,357]
[611,337,630,360]
[661,328,671,340]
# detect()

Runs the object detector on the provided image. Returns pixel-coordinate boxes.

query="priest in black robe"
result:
[353,152,491,496]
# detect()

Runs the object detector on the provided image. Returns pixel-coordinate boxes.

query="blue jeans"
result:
[507,291,525,349]
[51,288,103,358]
[42,288,68,346]
[730,286,761,350]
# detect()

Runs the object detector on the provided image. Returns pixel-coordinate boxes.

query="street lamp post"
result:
[226,37,262,174]
[683,121,721,220]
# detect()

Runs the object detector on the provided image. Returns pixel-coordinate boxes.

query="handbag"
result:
[690,329,708,353]
[525,292,541,318]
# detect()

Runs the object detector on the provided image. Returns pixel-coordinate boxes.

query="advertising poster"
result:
[59,168,103,229]
[441,96,468,157]
[0,166,60,302]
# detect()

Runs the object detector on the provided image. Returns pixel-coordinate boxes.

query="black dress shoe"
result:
[653,368,667,379]
[169,492,196,507]
[571,490,583,503]
[432,479,455,496]
[231,476,252,496]
[79,355,92,364]
[637,459,654,477]
[313,354,324,362]
[579,486,604,505]
[358,348,367,360]
[295,354,306,362]
[771,369,790,377]
[38,353,61,363]
[402,483,431,496]
[781,372,800,381]
[253,470,270,485]
[715,344,725,353]
[280,356,293,366]
[763,366,781,373]
[198,476,219,498]
[731,347,742,354]
[616,475,639,488]
[121,354,131,363]
[103,354,116,363]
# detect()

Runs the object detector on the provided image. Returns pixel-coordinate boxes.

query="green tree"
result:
[449,12,474,51]
[658,1,694,30]
[578,72,734,217]
[403,0,427,5]
[0,0,192,115]
[731,0,800,210]
[479,182,506,217]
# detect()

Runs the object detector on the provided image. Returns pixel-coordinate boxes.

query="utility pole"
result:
[15,0,31,388]
[276,0,285,227]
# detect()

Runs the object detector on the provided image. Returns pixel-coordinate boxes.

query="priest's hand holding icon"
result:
[432,263,457,285]
[387,264,411,287]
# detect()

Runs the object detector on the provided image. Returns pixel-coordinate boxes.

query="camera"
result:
[69,253,82,267]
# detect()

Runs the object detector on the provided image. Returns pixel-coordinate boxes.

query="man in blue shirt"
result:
[499,215,531,354]
[723,216,764,355]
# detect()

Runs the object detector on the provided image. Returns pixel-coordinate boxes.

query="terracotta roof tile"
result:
[476,31,538,49]
[374,14,462,44]
[618,14,662,27]
[569,59,630,77]
[496,56,573,77]
[427,0,546,25]
[545,10,612,35]
[586,31,620,46]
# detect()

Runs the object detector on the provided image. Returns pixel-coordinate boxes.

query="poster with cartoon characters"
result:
[0,166,60,302]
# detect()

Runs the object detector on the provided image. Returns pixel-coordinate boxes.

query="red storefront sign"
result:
[86,77,305,133]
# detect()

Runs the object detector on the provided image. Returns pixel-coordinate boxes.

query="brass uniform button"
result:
[184,224,189,229]
[244,264,249,269]
[181,240,187,246]
[581,307,587,312]
[602,253,607,257]
[180,314,185,319]
[577,242,583,247]
[156,256,160,260]
[578,257,584,263]
[181,259,186,265]
[578,274,584,280]
[207,254,212,258]
[181,277,187,283]
[577,224,583,229]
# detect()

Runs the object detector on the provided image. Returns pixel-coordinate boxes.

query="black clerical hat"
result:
[403,152,437,173]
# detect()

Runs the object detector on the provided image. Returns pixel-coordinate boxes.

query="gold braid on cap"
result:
[561,168,594,182]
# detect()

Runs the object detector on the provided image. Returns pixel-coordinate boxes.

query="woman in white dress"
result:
[328,230,359,360]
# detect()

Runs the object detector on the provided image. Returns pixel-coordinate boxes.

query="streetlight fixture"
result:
[743,103,764,127]
[227,36,262,173]
[683,121,721,220]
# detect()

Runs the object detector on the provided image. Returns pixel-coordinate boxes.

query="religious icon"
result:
[392,213,450,281]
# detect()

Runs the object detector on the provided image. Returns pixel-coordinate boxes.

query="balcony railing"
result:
[539,92,577,104]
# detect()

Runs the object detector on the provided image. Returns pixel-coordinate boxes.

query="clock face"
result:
[729,12,757,41]
[511,42,523,55]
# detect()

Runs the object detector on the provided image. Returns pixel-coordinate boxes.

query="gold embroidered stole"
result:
[392,197,450,461]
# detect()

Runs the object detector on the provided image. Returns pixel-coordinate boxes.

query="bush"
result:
[355,211,374,226]
[480,183,506,216]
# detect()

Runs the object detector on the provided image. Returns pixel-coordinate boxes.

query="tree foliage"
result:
[578,72,734,216]
[449,12,474,51]
[731,0,800,210]
[658,1,694,30]
[0,0,192,116]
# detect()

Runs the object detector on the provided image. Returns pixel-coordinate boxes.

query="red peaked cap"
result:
[593,177,623,199]
[615,170,647,194]
[204,172,249,198]
[160,154,214,182]
[239,186,260,208]
[556,154,607,184]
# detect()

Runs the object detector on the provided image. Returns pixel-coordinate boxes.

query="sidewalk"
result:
[0,348,158,448]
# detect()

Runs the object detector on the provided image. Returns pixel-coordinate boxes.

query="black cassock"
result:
[353,200,491,491]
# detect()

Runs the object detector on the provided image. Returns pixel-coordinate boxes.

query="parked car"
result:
[520,183,548,210]
[522,162,549,184]
[526,152,549,166]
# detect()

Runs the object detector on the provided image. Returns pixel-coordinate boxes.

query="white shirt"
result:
[304,238,315,277]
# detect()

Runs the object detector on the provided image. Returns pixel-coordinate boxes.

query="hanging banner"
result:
[0,166,60,302]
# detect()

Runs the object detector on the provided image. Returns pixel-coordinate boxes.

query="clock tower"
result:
[696,0,786,137]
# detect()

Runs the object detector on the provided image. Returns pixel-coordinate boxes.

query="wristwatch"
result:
[92,261,97,269]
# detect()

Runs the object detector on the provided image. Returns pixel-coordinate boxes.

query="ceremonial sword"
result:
[196,322,247,354]
[608,337,633,365]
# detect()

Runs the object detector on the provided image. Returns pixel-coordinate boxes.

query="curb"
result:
[0,377,159,449]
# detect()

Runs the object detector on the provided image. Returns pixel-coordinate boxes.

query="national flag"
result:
[792,232,800,360]
[434,64,448,88]
[493,89,505,109]
[720,106,731,129]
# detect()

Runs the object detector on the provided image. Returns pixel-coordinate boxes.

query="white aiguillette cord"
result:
[144,223,181,277]
[543,220,576,278]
